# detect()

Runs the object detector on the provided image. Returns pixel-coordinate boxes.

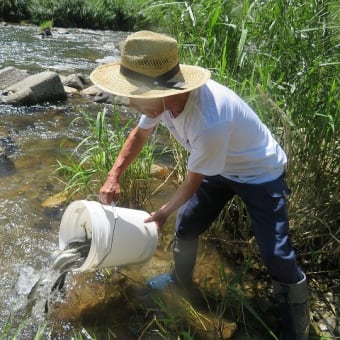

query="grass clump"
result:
[55,107,155,208]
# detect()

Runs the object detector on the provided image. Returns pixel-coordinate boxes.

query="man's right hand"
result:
[99,177,121,205]
[98,126,152,205]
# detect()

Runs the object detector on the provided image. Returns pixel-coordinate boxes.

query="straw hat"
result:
[90,31,210,98]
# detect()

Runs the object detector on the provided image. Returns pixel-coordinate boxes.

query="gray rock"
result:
[81,85,100,97]
[62,73,86,90]
[0,66,30,91]
[0,145,6,158]
[2,71,66,106]
[0,137,16,177]
[93,91,113,103]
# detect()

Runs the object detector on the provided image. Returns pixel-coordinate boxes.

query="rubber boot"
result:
[272,273,310,340]
[173,236,199,286]
[146,236,198,290]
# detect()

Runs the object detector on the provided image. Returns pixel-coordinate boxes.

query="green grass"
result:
[0,315,46,340]
[55,107,155,208]
[0,0,150,30]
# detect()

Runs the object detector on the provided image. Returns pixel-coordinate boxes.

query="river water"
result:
[0,24,139,337]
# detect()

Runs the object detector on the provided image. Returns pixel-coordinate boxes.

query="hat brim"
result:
[90,62,210,99]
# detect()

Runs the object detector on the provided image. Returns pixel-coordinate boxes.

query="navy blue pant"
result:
[175,173,303,283]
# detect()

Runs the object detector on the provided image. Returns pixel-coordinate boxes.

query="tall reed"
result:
[143,0,339,272]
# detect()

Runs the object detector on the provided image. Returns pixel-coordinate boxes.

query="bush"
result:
[0,0,29,21]
[2,0,149,30]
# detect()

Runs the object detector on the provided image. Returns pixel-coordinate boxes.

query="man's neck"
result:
[165,92,191,117]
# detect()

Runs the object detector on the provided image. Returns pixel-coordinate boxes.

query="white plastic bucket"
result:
[58,200,158,272]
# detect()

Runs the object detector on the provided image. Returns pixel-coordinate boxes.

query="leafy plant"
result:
[39,19,53,31]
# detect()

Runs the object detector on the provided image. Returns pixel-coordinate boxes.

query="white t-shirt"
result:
[138,79,287,184]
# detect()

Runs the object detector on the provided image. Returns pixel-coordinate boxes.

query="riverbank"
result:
[0,0,149,30]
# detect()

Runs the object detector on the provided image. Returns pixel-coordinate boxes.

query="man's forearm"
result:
[144,171,204,227]
[161,172,204,216]
[108,126,152,181]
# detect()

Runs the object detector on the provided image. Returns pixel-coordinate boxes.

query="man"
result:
[90,30,309,339]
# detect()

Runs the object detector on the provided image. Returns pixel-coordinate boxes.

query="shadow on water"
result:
[0,136,17,177]
[0,156,16,177]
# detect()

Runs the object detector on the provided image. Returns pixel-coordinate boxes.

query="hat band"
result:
[120,64,185,89]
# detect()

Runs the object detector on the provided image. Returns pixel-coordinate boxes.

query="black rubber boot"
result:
[146,236,198,290]
[272,273,310,340]
[173,235,199,286]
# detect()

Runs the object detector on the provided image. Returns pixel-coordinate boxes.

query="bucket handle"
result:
[94,202,118,269]
[111,202,118,220]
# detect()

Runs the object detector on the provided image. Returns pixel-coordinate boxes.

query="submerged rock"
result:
[41,191,70,208]
[0,135,17,177]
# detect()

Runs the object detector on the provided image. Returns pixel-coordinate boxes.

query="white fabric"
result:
[138,79,287,184]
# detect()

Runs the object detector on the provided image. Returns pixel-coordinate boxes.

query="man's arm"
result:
[99,125,153,204]
[144,171,205,228]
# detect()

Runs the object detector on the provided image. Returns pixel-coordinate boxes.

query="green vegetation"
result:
[56,108,155,208]
[141,0,339,273]
[0,0,150,30]
[0,316,46,339]
[39,19,53,31]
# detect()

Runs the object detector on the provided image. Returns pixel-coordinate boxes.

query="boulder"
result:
[61,73,86,90]
[81,85,100,97]
[81,84,130,105]
[0,66,30,91]
[93,91,113,103]
[64,86,80,95]
[1,71,67,106]
[80,85,115,104]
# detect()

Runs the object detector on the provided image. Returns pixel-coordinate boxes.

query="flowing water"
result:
[0,24,257,339]
[0,24,138,337]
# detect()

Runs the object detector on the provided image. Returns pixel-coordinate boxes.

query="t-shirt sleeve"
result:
[138,114,162,129]
[188,122,231,175]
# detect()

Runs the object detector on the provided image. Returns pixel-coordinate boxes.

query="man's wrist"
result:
[107,173,119,182]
